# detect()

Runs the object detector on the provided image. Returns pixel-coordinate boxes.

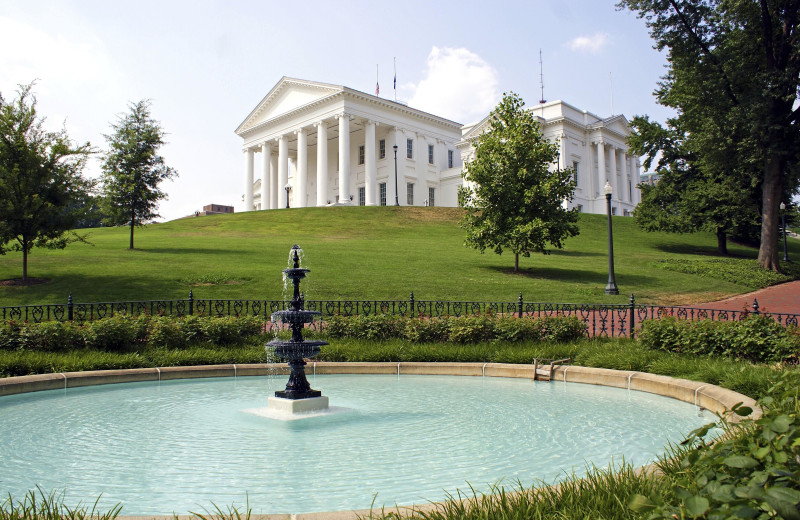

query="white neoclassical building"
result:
[236,77,641,215]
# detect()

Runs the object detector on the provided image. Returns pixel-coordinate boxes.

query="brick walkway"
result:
[697,280,800,315]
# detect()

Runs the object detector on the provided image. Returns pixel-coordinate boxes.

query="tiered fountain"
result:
[265,244,329,415]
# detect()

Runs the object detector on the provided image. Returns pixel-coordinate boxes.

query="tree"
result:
[458,93,579,273]
[628,115,761,255]
[0,83,93,282]
[619,0,800,271]
[101,100,176,249]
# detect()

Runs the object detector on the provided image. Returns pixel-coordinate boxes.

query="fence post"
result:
[67,293,74,322]
[753,298,760,315]
[188,290,194,315]
[629,293,635,339]
[518,293,524,319]
[409,292,415,317]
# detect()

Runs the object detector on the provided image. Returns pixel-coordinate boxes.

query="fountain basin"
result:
[0,363,757,518]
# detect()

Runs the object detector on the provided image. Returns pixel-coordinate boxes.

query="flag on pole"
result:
[375,64,380,96]
[393,57,397,101]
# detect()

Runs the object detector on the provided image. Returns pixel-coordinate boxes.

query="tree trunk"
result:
[22,242,28,282]
[129,217,135,250]
[758,156,783,271]
[514,252,519,273]
[716,228,728,256]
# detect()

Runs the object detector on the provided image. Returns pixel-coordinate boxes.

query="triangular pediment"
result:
[598,115,630,135]
[236,77,343,135]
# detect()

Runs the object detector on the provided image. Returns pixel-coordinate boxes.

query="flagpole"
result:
[393,57,397,102]
[376,64,379,96]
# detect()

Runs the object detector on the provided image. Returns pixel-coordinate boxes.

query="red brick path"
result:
[697,280,800,315]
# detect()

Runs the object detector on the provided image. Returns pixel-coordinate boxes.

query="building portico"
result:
[236,78,463,210]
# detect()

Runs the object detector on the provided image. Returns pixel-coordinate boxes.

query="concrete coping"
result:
[0,362,760,520]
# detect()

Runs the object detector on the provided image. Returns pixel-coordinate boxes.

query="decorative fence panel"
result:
[1,293,797,339]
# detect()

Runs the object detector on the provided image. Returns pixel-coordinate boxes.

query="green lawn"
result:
[0,206,796,307]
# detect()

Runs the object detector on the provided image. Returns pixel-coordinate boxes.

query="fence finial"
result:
[753,298,760,315]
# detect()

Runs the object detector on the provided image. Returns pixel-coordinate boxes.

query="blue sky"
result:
[1,0,672,220]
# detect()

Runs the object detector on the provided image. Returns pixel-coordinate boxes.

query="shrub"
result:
[19,321,85,352]
[0,321,23,350]
[148,316,187,349]
[84,315,148,352]
[535,315,587,342]
[639,316,800,363]
[404,318,451,343]
[202,315,263,344]
[447,315,495,343]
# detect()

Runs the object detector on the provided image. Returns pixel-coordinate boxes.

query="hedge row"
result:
[639,315,800,363]
[0,315,264,353]
[324,314,588,343]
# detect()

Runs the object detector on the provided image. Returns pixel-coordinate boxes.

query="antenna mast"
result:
[539,49,546,104]
[609,72,614,115]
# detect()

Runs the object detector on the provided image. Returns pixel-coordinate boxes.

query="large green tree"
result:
[619,0,800,271]
[629,115,761,254]
[0,84,93,282]
[458,92,579,272]
[101,100,176,249]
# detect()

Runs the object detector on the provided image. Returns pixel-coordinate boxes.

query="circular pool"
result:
[0,371,712,516]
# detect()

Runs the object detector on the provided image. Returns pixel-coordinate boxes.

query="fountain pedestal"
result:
[267,395,329,414]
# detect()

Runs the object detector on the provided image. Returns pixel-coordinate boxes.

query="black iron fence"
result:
[1,291,797,339]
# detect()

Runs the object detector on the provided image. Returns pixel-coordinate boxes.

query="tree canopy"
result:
[628,115,761,254]
[619,0,800,271]
[458,92,579,272]
[0,83,93,282]
[101,100,176,249]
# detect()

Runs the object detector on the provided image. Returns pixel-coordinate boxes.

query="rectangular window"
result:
[407,183,414,205]
[428,144,434,164]
[572,161,579,186]
[359,186,365,206]
[577,204,583,213]
[611,206,617,216]
[379,139,386,159]
[448,150,454,168]
[428,187,435,207]
[407,138,413,159]
[379,183,387,206]
[358,145,365,165]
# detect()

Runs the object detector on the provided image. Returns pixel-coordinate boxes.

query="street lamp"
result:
[781,202,789,262]
[604,181,619,295]
[392,144,399,206]
[285,183,291,209]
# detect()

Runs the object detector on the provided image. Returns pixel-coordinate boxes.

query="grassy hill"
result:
[0,206,796,307]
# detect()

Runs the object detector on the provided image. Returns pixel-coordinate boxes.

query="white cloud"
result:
[567,33,609,53]
[406,47,499,124]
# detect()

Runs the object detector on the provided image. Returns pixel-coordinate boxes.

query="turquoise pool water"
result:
[0,374,710,515]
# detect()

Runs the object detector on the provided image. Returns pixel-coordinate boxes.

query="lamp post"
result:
[285,183,291,209]
[604,181,619,295]
[781,202,789,262]
[392,144,399,206]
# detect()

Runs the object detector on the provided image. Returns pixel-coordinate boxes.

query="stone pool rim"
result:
[0,362,759,520]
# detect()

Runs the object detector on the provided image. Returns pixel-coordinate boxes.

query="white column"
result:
[260,142,271,210]
[559,132,567,170]
[609,145,618,201]
[364,120,377,205]
[632,157,641,204]
[296,128,308,208]
[270,146,278,210]
[317,121,329,206]
[596,140,606,198]
[620,150,629,202]
[243,148,254,211]
[278,134,289,208]
[337,113,352,204]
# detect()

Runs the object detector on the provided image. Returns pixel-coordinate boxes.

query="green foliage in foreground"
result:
[0,488,121,520]
[630,372,800,519]
[640,316,800,364]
